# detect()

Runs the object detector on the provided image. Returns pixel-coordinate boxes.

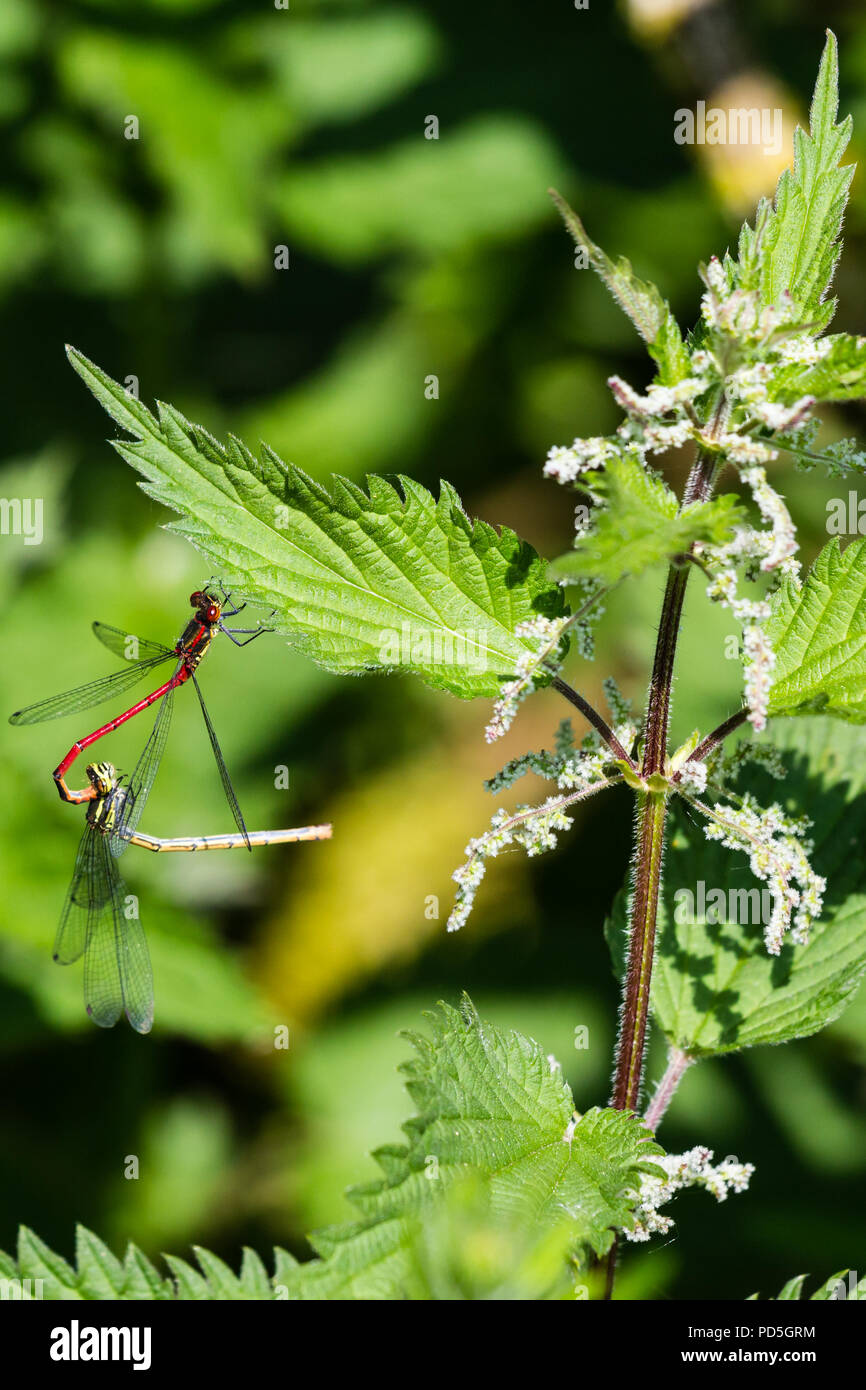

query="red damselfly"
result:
[58,760,332,1033]
[10,584,271,847]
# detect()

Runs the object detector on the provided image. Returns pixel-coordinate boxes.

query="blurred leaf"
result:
[111,1098,231,1248]
[391,1171,581,1300]
[254,11,441,125]
[0,449,69,582]
[0,198,44,296]
[747,1045,866,1174]
[244,317,446,479]
[22,119,145,293]
[0,0,39,58]
[258,721,533,1026]
[58,32,287,279]
[277,117,565,262]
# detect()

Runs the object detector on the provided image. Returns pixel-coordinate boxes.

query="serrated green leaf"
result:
[239,1247,273,1299]
[777,1274,808,1300]
[16,1226,82,1300]
[67,347,567,699]
[164,1253,211,1301]
[550,192,690,385]
[192,1245,246,1299]
[74,1224,126,1299]
[608,719,866,1056]
[756,1269,865,1300]
[550,455,742,585]
[282,997,662,1298]
[0,1001,662,1301]
[272,1246,300,1293]
[122,1244,173,1300]
[766,538,866,721]
[811,1269,865,1300]
[752,30,854,331]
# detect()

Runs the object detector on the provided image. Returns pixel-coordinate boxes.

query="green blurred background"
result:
[1,0,865,1299]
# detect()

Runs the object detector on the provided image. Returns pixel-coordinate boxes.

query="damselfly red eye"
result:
[206,603,220,623]
[189,590,205,608]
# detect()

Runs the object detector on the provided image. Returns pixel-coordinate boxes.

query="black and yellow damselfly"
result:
[57,761,332,1033]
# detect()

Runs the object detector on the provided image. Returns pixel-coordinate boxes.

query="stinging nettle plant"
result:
[9,30,866,1299]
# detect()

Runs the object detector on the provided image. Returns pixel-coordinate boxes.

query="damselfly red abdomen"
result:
[9,584,273,848]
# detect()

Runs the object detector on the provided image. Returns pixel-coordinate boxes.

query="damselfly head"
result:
[190,589,220,624]
[86,760,118,796]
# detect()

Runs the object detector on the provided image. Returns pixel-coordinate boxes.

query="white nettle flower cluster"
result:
[556,714,638,792]
[448,797,577,934]
[451,699,637,932]
[699,793,826,955]
[543,369,714,491]
[699,465,800,733]
[485,616,570,743]
[700,255,798,343]
[677,759,708,794]
[544,435,621,484]
[625,1146,755,1243]
[609,374,709,456]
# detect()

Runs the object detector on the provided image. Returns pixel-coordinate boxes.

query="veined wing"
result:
[111,683,176,858]
[54,821,110,965]
[192,674,251,851]
[9,650,171,725]
[92,621,173,662]
[83,834,153,1034]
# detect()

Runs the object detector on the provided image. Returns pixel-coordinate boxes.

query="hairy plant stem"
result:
[603,444,721,1299]
[612,447,719,1113]
[643,1047,694,1132]
[552,675,635,766]
[612,790,668,1112]
[684,707,750,768]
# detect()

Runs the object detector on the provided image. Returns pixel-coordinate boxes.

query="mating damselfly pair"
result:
[9,586,332,1033]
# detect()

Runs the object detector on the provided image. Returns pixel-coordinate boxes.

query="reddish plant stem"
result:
[611,449,719,1113]
[678,707,750,771]
[644,1047,694,1133]
[603,444,722,1299]
[552,676,636,767]
[612,790,668,1112]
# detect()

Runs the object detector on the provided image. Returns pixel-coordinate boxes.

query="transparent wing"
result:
[9,650,171,726]
[83,835,153,1034]
[111,683,176,858]
[92,621,173,662]
[192,674,251,850]
[54,821,109,965]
